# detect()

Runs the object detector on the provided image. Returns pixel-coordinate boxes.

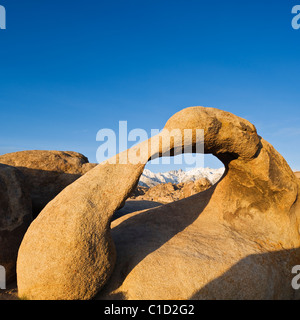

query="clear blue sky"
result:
[0,0,299,172]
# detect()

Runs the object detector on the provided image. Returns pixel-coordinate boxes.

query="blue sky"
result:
[0,0,299,172]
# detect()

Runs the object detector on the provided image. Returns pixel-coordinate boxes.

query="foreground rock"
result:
[0,164,32,283]
[17,107,300,300]
[113,200,163,220]
[0,151,97,217]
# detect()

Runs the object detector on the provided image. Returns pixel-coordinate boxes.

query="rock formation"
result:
[129,177,212,204]
[132,183,179,203]
[178,177,212,200]
[16,107,300,300]
[0,151,97,217]
[0,164,32,283]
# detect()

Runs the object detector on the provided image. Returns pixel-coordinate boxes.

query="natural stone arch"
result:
[16,107,300,300]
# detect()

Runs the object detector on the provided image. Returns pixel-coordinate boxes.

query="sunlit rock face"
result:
[16,107,300,300]
[0,150,97,217]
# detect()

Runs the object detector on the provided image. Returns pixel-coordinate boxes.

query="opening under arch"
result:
[114,154,225,220]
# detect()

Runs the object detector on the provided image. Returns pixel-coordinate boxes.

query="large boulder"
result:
[99,138,300,300]
[178,177,212,200]
[0,151,97,217]
[17,107,300,300]
[135,182,179,203]
[0,164,32,283]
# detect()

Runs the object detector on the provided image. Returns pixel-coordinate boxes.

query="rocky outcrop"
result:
[0,151,97,217]
[178,177,212,200]
[129,185,148,198]
[129,178,212,204]
[17,107,300,300]
[132,183,179,203]
[0,164,32,283]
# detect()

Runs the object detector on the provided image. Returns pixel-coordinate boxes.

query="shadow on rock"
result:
[189,247,300,300]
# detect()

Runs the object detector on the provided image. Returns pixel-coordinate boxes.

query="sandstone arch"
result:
[16,107,300,300]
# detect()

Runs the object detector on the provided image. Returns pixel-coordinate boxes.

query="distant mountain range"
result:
[139,167,225,188]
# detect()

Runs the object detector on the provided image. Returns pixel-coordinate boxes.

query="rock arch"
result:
[17,107,300,300]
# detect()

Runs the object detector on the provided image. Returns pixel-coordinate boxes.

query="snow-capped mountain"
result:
[139,167,225,188]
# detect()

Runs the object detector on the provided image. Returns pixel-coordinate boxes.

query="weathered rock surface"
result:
[17,107,300,300]
[0,164,32,283]
[113,200,163,221]
[132,183,179,203]
[295,171,300,179]
[178,177,212,200]
[129,178,212,204]
[0,151,97,217]
[98,137,300,300]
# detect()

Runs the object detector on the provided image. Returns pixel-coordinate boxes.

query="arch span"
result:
[17,107,300,300]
